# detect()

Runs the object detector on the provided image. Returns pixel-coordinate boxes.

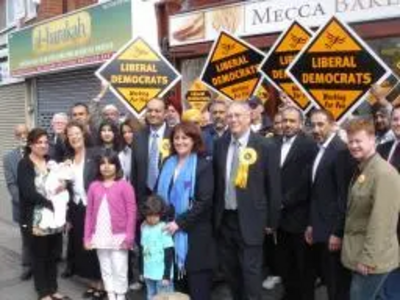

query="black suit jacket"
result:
[378,141,400,239]
[213,131,281,246]
[48,134,67,163]
[130,125,172,206]
[378,141,400,172]
[310,135,356,242]
[162,157,216,272]
[280,133,318,234]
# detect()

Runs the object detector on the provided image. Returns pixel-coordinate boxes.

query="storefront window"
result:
[368,37,400,77]
[3,0,37,29]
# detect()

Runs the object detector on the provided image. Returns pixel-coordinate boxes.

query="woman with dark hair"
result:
[97,120,122,152]
[156,121,216,300]
[119,118,142,181]
[118,117,143,291]
[17,128,71,300]
[64,121,105,299]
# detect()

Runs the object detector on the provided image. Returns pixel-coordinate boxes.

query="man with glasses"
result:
[213,102,281,300]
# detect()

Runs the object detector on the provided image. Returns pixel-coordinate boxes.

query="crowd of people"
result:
[3,84,400,300]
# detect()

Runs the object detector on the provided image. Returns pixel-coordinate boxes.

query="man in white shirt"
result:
[306,109,355,300]
[277,106,318,300]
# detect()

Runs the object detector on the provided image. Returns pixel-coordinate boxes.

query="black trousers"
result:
[175,269,213,300]
[67,201,101,280]
[308,242,351,300]
[277,229,314,300]
[20,226,32,267]
[219,211,263,300]
[31,233,62,297]
[263,234,279,277]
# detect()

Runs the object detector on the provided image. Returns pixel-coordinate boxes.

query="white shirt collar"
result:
[283,134,297,144]
[319,133,336,149]
[231,129,251,147]
[251,123,262,132]
[150,122,166,138]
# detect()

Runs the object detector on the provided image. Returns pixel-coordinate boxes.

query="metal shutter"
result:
[36,67,128,131]
[0,82,27,183]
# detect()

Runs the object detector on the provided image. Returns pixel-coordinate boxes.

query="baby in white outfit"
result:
[38,160,73,229]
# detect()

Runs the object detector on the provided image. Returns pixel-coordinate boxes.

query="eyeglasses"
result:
[227,113,249,120]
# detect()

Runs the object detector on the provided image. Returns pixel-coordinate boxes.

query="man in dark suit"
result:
[248,96,272,136]
[130,98,172,207]
[214,102,281,300]
[378,104,400,298]
[202,99,228,158]
[378,105,400,171]
[277,106,318,300]
[306,109,354,300]
[3,124,32,280]
[48,113,68,162]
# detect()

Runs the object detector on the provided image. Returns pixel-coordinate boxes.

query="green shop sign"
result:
[8,0,132,77]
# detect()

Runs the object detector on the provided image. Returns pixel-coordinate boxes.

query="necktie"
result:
[147,132,159,190]
[225,140,240,210]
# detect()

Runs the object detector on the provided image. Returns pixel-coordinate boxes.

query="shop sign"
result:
[0,61,24,85]
[287,16,390,123]
[8,0,131,77]
[169,0,400,47]
[185,79,211,111]
[96,37,181,118]
[200,31,265,102]
[260,21,312,111]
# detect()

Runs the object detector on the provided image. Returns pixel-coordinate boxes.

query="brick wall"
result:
[35,0,97,22]
[67,0,97,12]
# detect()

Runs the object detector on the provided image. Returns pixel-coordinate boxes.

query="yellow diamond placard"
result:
[287,17,391,123]
[96,37,181,118]
[260,21,312,112]
[200,31,265,102]
[185,79,211,112]
[254,79,271,104]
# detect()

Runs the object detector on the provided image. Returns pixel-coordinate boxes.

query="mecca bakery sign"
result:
[8,0,132,77]
[169,0,400,46]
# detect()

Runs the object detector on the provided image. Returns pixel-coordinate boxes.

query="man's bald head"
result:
[14,124,29,145]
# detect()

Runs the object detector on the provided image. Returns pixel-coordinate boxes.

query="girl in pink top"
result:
[84,150,137,300]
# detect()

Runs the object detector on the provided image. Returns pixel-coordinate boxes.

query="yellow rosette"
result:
[159,138,171,163]
[235,148,257,189]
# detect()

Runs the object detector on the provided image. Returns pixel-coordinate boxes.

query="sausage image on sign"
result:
[172,13,205,42]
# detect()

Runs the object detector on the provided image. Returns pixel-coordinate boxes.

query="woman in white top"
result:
[64,121,105,300]
[119,119,139,181]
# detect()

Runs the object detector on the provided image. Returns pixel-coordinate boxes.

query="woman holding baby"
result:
[17,128,71,300]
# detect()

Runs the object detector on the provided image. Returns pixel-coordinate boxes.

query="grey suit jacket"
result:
[3,148,23,223]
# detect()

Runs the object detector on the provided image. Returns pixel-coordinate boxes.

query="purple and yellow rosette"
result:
[235,148,257,189]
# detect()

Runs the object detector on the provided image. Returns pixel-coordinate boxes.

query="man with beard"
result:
[306,109,355,300]
[277,106,318,300]
[202,99,228,158]
[372,103,395,145]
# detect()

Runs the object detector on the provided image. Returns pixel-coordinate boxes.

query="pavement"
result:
[0,181,327,300]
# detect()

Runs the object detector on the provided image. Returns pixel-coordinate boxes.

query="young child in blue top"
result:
[141,194,174,300]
